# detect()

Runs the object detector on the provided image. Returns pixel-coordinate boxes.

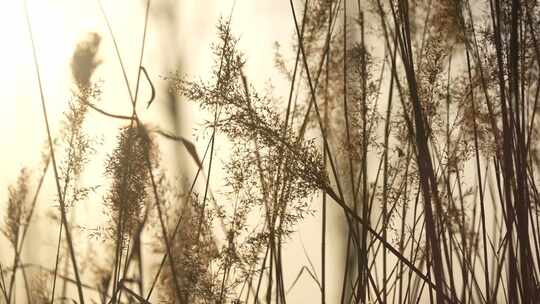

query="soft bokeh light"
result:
[0,1,338,302]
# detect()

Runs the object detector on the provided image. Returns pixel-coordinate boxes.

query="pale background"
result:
[0,1,348,302]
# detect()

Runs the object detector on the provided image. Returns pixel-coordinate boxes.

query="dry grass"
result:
[3,0,540,303]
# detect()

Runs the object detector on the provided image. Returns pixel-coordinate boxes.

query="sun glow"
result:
[0,0,104,183]
[0,2,347,302]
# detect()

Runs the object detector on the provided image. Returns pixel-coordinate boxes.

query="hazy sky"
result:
[0,1,345,302]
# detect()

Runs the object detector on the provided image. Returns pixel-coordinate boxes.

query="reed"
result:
[3,0,540,303]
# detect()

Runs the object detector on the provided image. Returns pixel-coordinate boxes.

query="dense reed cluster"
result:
[3,0,540,303]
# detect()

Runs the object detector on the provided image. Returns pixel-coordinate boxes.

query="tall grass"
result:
[2,0,540,303]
